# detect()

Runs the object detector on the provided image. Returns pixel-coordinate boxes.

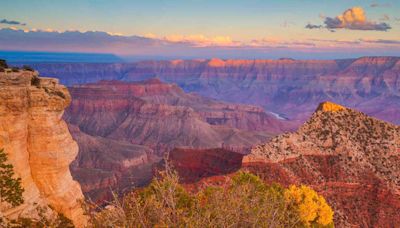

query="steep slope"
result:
[159,147,244,183]
[65,79,285,152]
[0,68,86,226]
[26,56,400,125]
[68,125,152,203]
[64,79,283,201]
[243,101,400,227]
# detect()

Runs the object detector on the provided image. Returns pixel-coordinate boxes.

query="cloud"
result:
[0,19,26,26]
[309,38,400,46]
[370,3,391,8]
[249,38,316,48]
[306,7,391,31]
[0,28,399,59]
[360,38,400,45]
[163,34,237,46]
[305,23,323,29]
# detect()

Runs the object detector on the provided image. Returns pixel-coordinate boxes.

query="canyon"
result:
[2,58,399,227]
[65,79,288,201]
[166,102,400,227]
[23,56,400,125]
[0,68,86,226]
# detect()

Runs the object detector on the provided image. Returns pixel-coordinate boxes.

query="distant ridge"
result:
[14,56,400,125]
[0,51,123,63]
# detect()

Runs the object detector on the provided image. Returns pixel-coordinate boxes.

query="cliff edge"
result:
[0,66,86,226]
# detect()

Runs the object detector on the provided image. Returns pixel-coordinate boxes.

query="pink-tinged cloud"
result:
[306,7,391,31]
[163,34,237,47]
[1,28,400,59]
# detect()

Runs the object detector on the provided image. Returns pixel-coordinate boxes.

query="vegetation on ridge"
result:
[86,167,334,227]
[0,149,74,228]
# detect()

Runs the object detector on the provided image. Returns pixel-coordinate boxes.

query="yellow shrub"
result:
[285,185,334,227]
[87,171,335,228]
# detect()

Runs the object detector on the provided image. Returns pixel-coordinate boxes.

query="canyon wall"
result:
[26,56,400,125]
[65,79,285,201]
[0,69,86,226]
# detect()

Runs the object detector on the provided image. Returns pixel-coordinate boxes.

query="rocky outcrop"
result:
[243,101,400,227]
[159,147,244,183]
[0,69,86,226]
[27,56,400,125]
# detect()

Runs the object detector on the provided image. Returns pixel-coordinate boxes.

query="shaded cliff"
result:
[243,101,400,227]
[0,68,86,226]
[159,147,244,183]
[26,56,400,125]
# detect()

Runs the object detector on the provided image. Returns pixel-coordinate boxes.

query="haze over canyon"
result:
[22,56,400,125]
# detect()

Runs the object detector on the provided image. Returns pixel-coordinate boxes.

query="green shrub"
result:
[86,168,334,227]
[22,65,34,72]
[0,149,24,207]
[31,76,41,87]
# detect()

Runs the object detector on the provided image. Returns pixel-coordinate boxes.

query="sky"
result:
[0,0,400,59]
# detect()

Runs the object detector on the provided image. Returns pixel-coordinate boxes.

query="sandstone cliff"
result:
[243,101,400,227]
[0,68,86,226]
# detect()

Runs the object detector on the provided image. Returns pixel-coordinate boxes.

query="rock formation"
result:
[26,56,400,125]
[65,79,285,202]
[0,67,86,226]
[243,101,400,227]
[160,147,244,183]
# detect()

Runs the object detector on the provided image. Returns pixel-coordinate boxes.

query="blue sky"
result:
[0,0,400,59]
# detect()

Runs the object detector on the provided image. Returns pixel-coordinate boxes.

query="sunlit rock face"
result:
[0,69,86,227]
[244,102,400,227]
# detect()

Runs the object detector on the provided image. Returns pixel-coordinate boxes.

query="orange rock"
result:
[0,70,86,227]
[316,101,346,112]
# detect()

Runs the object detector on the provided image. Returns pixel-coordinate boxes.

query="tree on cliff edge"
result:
[0,149,24,207]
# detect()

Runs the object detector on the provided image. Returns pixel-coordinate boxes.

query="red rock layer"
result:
[159,147,244,183]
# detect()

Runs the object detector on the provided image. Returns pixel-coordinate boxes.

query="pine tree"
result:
[0,149,24,207]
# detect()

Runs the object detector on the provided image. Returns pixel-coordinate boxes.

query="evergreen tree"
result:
[0,149,24,207]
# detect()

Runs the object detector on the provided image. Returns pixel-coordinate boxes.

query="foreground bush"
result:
[87,169,334,227]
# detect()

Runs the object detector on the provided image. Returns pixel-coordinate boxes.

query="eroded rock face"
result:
[243,102,400,227]
[0,70,86,226]
[159,148,244,183]
[65,79,283,202]
[68,125,152,203]
[26,56,400,125]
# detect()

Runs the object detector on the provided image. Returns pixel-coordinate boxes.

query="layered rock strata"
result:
[0,69,86,226]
